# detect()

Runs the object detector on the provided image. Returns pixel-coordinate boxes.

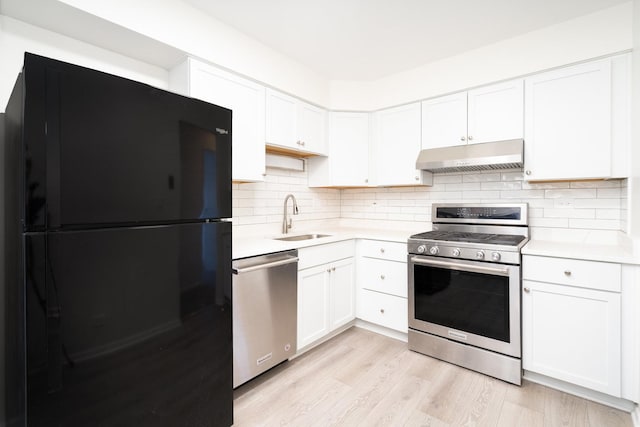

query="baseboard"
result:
[292,320,356,358]
[354,319,408,342]
[524,370,636,412]
[632,404,640,427]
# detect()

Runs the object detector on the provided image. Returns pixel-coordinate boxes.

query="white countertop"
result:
[232,223,422,259]
[233,220,640,265]
[522,230,640,265]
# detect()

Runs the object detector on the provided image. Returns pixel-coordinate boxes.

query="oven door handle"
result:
[410,257,511,277]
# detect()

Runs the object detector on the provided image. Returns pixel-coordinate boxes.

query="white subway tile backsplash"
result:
[463,172,501,182]
[232,166,626,234]
[543,208,595,219]
[529,217,570,228]
[597,188,622,198]
[596,209,621,219]
[544,189,597,199]
[480,181,522,190]
[569,219,621,230]
[573,198,621,209]
[433,174,463,184]
[500,190,544,199]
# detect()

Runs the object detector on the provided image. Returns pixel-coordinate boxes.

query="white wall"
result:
[0,16,169,112]
[57,0,331,107]
[330,2,633,110]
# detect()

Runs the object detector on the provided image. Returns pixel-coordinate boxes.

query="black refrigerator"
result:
[3,53,233,426]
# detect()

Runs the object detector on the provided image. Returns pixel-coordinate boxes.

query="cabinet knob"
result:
[380,308,385,314]
[525,170,531,175]
[380,274,385,280]
[564,270,572,276]
[326,268,331,273]
[524,287,530,293]
[415,176,419,181]
[380,248,385,254]
[460,136,466,141]
[332,267,336,272]
[296,140,301,146]
[468,135,473,141]
[365,179,369,183]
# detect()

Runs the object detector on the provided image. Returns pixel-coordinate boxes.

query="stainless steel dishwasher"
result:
[232,249,298,388]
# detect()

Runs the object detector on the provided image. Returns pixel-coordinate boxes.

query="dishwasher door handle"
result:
[232,256,299,275]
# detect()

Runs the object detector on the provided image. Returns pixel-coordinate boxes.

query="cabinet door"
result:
[330,258,355,330]
[297,265,330,350]
[190,61,266,182]
[524,59,612,181]
[522,280,621,396]
[467,79,523,144]
[298,102,327,155]
[375,102,427,186]
[309,112,369,187]
[265,88,298,150]
[421,92,467,149]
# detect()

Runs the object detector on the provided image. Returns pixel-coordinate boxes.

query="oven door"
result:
[408,255,521,358]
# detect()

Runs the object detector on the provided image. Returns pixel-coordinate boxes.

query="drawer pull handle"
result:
[564,270,572,276]
[380,308,385,314]
[380,274,385,280]
[524,287,530,293]
[380,248,385,253]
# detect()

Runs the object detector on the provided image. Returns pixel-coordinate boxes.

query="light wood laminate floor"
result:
[233,327,632,427]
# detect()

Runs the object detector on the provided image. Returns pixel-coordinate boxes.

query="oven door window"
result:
[413,264,510,342]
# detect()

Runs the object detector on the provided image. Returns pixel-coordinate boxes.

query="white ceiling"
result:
[182,0,629,81]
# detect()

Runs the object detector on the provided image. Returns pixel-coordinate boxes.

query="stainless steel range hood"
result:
[416,139,524,173]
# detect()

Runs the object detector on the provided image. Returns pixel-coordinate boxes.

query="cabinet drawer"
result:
[359,239,407,262]
[360,258,407,297]
[523,255,621,292]
[357,289,407,332]
[298,240,354,270]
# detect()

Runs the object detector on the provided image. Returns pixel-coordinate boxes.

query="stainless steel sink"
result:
[274,233,332,242]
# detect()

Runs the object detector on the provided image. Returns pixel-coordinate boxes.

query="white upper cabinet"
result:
[421,92,467,149]
[467,80,524,143]
[421,80,523,149]
[374,103,432,186]
[169,58,266,182]
[308,112,371,187]
[265,88,328,156]
[524,55,629,181]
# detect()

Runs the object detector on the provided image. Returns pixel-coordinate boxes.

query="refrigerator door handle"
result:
[232,256,299,275]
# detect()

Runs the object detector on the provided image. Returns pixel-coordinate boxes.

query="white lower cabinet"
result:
[522,255,622,396]
[356,240,408,333]
[358,289,408,332]
[297,242,355,351]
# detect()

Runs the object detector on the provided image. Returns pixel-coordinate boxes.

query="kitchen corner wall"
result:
[232,168,627,234]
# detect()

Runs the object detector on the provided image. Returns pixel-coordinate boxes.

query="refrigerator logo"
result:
[216,128,229,135]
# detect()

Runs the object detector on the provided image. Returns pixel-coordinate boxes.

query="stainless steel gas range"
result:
[407,203,529,385]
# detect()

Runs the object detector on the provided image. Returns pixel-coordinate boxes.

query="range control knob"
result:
[417,245,427,254]
[476,250,485,260]
[452,248,461,257]
[429,246,440,255]
[491,252,501,261]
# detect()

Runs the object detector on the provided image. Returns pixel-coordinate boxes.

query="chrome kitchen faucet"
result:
[282,194,299,234]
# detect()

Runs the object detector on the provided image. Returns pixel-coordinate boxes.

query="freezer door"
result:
[23,221,232,426]
[22,53,232,230]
